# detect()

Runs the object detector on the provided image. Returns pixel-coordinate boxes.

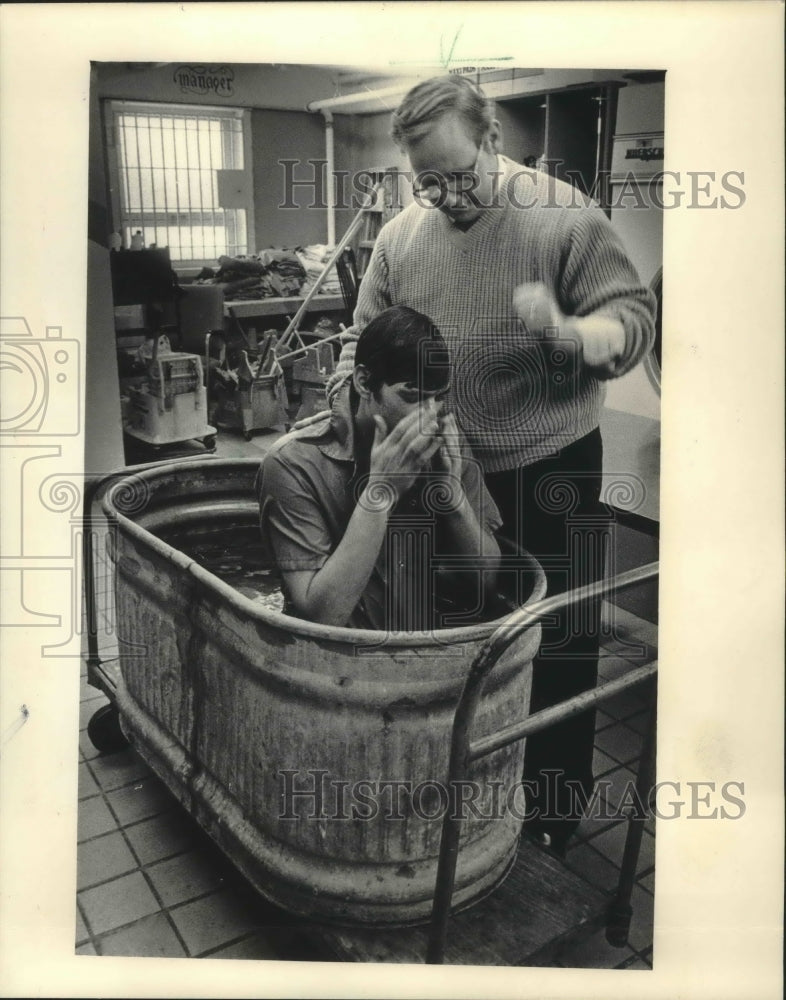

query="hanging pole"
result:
[277,181,384,353]
[323,110,336,248]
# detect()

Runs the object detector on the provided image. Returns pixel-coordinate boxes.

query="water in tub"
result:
[156,521,516,627]
[157,522,286,614]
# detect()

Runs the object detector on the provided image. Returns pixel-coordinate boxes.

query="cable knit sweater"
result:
[328,156,656,473]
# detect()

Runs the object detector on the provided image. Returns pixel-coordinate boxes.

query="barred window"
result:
[105,100,254,265]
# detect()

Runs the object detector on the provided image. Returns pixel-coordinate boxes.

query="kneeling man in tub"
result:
[256,305,501,632]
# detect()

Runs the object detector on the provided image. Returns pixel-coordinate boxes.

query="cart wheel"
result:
[243,430,254,442]
[87,704,129,754]
[202,434,217,451]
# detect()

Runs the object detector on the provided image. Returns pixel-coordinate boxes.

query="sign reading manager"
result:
[174,65,235,98]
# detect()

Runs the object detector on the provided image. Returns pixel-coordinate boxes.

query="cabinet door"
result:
[546,87,605,195]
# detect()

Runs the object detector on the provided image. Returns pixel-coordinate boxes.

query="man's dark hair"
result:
[355,305,451,396]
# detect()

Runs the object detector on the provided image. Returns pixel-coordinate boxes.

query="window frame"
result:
[103,99,255,272]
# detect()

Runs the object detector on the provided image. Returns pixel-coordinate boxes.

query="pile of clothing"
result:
[295,244,343,297]
[195,250,307,301]
[255,250,307,297]
[195,245,343,301]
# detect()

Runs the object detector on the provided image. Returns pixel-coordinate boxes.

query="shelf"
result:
[223,294,345,319]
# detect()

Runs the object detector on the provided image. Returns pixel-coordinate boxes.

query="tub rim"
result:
[103,457,547,650]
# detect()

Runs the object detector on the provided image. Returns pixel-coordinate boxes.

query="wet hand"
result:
[513,282,564,336]
[368,403,443,502]
[433,412,463,482]
[569,315,626,374]
[431,412,468,514]
[513,282,625,375]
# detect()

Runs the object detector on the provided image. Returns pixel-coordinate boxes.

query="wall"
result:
[601,80,664,523]
[94,62,341,111]
[88,68,111,249]
[85,239,125,472]
[86,67,124,471]
[251,109,327,248]
[494,98,546,164]
[605,81,665,422]
[332,112,410,240]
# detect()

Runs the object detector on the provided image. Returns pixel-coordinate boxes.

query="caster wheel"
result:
[243,430,254,442]
[87,704,129,754]
[202,434,217,451]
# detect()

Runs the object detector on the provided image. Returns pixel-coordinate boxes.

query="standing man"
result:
[327,75,656,854]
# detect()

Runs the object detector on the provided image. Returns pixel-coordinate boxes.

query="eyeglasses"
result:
[411,146,482,203]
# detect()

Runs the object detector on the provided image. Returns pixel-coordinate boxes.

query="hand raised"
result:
[433,412,463,481]
[367,404,443,502]
[514,282,624,375]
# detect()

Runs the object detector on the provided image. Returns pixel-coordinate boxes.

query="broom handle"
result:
[274,328,347,366]
[277,182,384,351]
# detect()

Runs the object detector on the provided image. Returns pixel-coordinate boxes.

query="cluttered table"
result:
[177,285,347,356]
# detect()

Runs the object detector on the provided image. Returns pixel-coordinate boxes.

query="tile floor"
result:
[77,426,657,967]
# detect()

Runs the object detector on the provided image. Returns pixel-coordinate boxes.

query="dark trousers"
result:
[485,428,611,847]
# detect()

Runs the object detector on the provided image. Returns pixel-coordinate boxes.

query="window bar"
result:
[145,113,157,249]
[157,112,167,252]
[132,113,145,246]
[116,114,131,243]
[125,114,135,245]
[190,116,199,259]
[231,118,240,255]
[227,119,238,255]
[220,120,228,255]
[199,117,214,261]
[190,114,201,260]
[221,118,233,256]
[186,114,195,260]
[210,120,218,256]
[218,121,223,253]
[212,118,220,259]
[171,114,185,261]
[180,116,191,260]
[205,119,214,256]
[234,116,244,254]
[220,120,229,256]
[218,120,227,257]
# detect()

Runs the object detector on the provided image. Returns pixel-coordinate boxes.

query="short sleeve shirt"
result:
[257,389,502,631]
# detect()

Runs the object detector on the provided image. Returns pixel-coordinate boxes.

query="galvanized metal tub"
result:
[103,458,546,926]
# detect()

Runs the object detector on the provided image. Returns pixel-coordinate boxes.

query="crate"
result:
[211,369,289,440]
[292,340,335,385]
